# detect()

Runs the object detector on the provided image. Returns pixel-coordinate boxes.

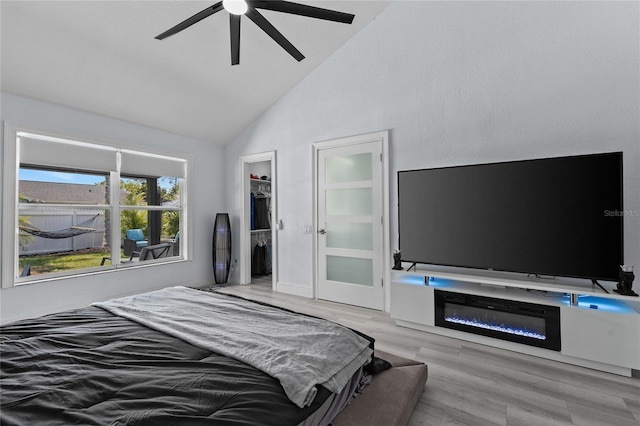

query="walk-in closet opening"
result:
[240,152,277,290]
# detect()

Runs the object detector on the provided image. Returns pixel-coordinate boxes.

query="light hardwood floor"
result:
[216,280,640,426]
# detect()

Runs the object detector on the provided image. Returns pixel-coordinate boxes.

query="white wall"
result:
[1,93,225,323]
[224,1,640,295]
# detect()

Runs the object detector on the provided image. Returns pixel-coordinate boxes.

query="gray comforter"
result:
[94,286,373,408]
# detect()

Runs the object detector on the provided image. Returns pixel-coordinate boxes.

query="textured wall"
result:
[224,1,640,293]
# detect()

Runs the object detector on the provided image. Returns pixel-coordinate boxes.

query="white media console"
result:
[390,265,640,376]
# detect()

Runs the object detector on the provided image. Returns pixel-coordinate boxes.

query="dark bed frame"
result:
[333,350,427,426]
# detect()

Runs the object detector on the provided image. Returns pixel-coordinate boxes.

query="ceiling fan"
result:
[155,0,355,65]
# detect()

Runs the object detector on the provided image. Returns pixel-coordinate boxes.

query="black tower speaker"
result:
[213,213,231,284]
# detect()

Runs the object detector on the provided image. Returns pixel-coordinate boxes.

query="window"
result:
[2,127,188,285]
[119,176,182,254]
[18,168,110,274]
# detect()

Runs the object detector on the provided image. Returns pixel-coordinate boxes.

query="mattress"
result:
[0,288,377,425]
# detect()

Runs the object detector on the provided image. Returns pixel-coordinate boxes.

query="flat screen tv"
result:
[398,152,623,282]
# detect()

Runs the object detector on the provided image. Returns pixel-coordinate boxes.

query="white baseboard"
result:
[276,281,313,298]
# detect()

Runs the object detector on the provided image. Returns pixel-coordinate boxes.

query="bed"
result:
[1,286,427,425]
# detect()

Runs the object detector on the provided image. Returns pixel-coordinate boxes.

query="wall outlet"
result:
[303,225,312,234]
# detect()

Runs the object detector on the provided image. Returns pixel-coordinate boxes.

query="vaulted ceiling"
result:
[1,1,390,144]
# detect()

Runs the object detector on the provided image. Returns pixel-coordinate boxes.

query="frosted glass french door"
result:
[317,141,383,310]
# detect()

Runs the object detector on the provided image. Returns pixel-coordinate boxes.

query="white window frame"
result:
[2,123,190,288]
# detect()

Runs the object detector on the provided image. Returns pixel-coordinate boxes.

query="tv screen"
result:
[398,152,623,281]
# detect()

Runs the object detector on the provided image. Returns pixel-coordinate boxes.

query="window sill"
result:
[12,257,188,288]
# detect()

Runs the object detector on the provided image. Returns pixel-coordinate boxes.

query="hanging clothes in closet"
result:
[250,192,255,230]
[253,195,270,230]
[252,234,271,276]
[251,179,272,276]
[250,182,270,231]
[252,239,269,276]
[264,241,272,274]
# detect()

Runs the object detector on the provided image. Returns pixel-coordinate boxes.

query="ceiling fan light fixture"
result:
[223,0,248,16]
[155,1,356,65]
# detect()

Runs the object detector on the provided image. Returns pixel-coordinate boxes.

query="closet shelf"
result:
[251,229,271,234]
[250,178,271,185]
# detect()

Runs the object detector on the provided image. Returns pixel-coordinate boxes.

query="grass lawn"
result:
[19,248,116,275]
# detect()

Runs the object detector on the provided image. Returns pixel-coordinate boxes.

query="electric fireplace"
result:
[435,290,561,351]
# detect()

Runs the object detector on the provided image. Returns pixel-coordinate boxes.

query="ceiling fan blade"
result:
[155,1,224,40]
[245,8,304,62]
[250,1,354,24]
[230,14,241,65]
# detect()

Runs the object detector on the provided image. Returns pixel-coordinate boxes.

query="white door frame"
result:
[312,131,391,312]
[239,151,277,290]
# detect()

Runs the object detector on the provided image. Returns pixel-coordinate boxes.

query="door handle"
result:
[318,229,326,235]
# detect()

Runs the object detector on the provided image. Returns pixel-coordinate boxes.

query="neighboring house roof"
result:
[20,181,106,204]
[19,181,164,205]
